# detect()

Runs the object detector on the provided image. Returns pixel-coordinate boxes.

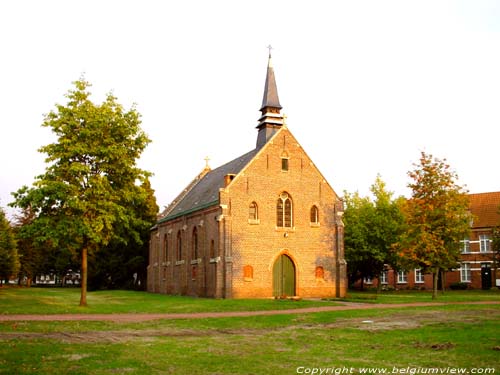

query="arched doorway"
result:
[273,254,296,297]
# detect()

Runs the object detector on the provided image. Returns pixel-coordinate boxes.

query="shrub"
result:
[450,282,468,290]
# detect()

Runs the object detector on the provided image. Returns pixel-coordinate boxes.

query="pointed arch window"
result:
[310,205,319,225]
[176,231,182,261]
[277,192,293,228]
[163,234,169,262]
[209,239,215,259]
[192,227,198,260]
[248,201,260,224]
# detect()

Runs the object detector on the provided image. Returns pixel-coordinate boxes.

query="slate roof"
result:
[468,192,500,229]
[260,55,282,111]
[159,148,259,223]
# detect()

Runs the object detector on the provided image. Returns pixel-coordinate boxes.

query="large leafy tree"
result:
[398,152,470,299]
[12,206,42,287]
[11,78,153,305]
[88,178,158,290]
[344,175,405,288]
[0,207,19,284]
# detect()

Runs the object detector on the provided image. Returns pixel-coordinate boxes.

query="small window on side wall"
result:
[315,266,324,280]
[249,202,258,221]
[310,205,319,225]
[243,265,253,281]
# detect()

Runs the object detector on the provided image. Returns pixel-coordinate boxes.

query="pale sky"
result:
[1,1,499,217]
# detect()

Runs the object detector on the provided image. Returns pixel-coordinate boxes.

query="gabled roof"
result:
[468,192,500,229]
[159,149,258,223]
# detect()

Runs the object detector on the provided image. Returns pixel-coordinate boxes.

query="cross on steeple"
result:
[267,44,273,57]
[204,156,210,170]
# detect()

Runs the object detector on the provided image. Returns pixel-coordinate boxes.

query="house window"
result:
[380,270,388,284]
[192,227,198,260]
[163,234,169,262]
[310,205,319,224]
[363,276,373,284]
[461,238,470,253]
[249,202,258,220]
[479,234,491,252]
[460,263,471,282]
[277,192,293,228]
[177,231,182,260]
[397,271,408,284]
[415,269,424,283]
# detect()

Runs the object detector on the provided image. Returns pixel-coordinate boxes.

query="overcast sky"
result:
[1,1,499,217]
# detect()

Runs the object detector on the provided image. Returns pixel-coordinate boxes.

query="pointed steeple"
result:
[256,46,284,148]
[260,49,282,111]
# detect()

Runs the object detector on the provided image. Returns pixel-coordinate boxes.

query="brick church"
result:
[147,52,347,298]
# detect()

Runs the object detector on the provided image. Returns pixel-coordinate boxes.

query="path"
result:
[1,301,498,323]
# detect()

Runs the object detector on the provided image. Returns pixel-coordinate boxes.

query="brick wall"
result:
[148,127,347,298]
[221,128,346,298]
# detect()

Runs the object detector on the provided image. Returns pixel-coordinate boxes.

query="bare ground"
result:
[0,302,499,344]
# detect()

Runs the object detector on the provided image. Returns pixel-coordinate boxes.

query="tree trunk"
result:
[441,270,446,294]
[80,247,88,307]
[432,267,440,300]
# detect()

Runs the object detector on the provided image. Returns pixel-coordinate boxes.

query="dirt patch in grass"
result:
[1,308,498,343]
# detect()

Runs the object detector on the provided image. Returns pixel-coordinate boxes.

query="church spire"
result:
[256,46,284,148]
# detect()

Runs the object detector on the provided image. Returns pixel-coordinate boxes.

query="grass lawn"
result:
[0,288,499,374]
[0,287,341,315]
[344,289,500,304]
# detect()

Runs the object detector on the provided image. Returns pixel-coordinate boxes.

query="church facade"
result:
[147,54,347,298]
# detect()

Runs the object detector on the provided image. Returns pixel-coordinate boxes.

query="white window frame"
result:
[379,270,388,284]
[363,276,373,284]
[414,269,424,283]
[460,238,470,253]
[397,271,408,284]
[479,235,491,253]
[460,263,471,283]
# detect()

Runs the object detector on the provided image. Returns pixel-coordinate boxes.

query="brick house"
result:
[147,53,347,298]
[359,192,500,290]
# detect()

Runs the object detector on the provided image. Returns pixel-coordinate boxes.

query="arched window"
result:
[177,231,182,260]
[192,227,198,259]
[163,233,169,262]
[249,202,258,220]
[210,240,215,258]
[315,266,324,280]
[277,192,293,228]
[310,205,319,224]
[243,265,253,281]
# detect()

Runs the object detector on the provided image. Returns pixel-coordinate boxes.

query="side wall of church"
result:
[220,128,347,298]
[147,205,224,297]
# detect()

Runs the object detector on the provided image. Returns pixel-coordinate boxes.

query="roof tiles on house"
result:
[468,192,500,229]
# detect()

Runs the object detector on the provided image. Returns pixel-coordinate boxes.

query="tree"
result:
[12,206,42,287]
[397,152,470,299]
[10,78,153,305]
[343,175,405,289]
[88,178,158,290]
[0,207,19,284]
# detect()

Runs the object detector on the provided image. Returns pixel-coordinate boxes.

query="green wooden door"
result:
[273,255,296,297]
